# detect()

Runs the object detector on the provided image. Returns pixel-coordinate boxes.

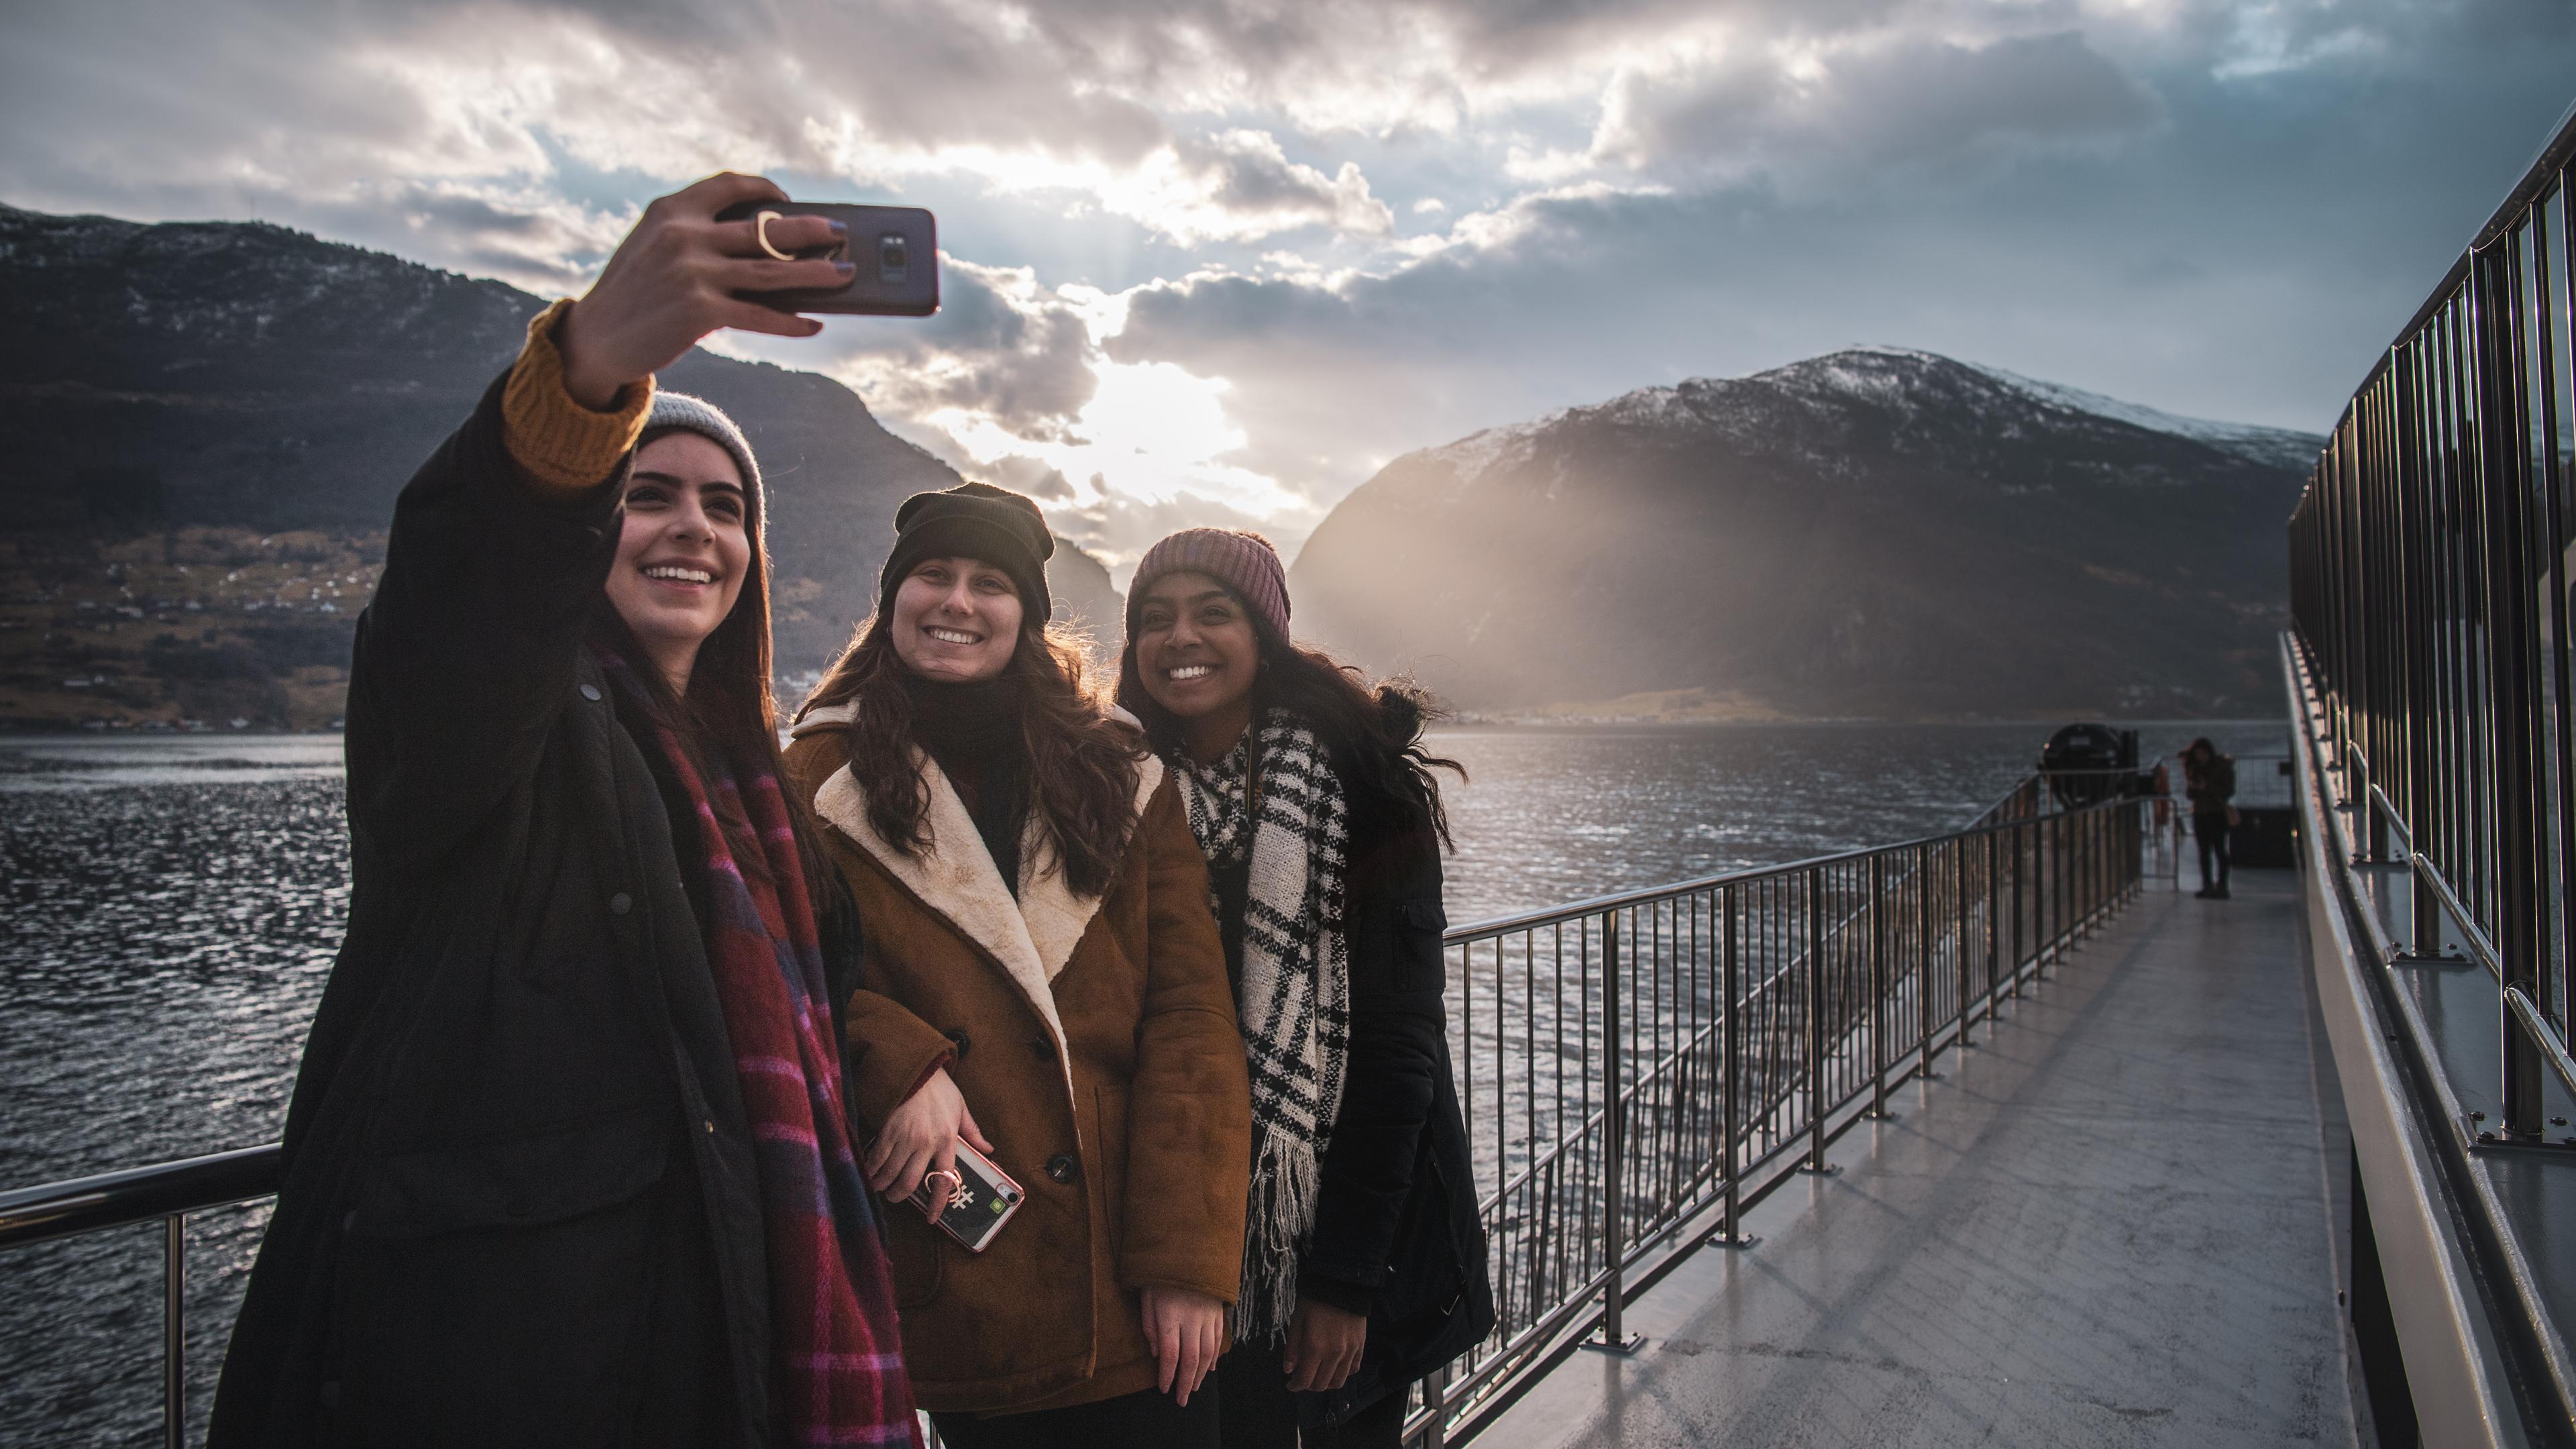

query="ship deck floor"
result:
[1482,866,2362,1448]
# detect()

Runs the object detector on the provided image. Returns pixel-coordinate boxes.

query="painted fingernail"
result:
[828,220,849,234]
[833,260,855,275]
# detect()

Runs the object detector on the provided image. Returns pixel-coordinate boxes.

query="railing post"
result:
[1984,828,2001,1024]
[1711,883,1755,1248]
[1916,842,1939,1081]
[1587,909,1642,1352]
[1955,835,1975,1051]
[1420,1363,1447,1448]
[2470,246,2551,1141]
[165,1211,184,1449]
[2048,812,2063,964]
[1800,870,1837,1177]
[2010,818,2025,998]
[1867,851,1889,1118]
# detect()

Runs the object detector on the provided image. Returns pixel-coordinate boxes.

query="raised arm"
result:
[346,173,850,868]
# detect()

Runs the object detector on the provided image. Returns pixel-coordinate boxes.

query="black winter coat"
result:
[2186,754,2237,817]
[1225,749,1496,1427]
[209,375,844,1448]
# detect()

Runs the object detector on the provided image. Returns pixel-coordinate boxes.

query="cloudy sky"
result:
[5,1,2571,574]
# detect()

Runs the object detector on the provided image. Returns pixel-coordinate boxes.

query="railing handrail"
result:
[0,1143,280,1252]
[0,790,2141,1238]
[1447,788,2126,942]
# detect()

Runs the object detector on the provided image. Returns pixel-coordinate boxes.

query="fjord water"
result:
[0,720,2287,1445]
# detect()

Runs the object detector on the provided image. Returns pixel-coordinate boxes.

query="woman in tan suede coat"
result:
[784,481,1251,1448]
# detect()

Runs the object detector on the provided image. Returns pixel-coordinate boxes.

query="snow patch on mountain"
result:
[1419,412,1558,486]
[1965,361,2321,472]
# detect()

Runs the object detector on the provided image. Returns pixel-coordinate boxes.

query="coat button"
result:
[944,1028,971,1060]
[609,892,633,915]
[580,684,603,702]
[1044,1153,1078,1185]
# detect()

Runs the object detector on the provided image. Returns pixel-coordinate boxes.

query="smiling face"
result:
[604,431,751,694]
[890,555,1025,683]
[1132,569,1261,729]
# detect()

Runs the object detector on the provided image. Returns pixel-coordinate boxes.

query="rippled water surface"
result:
[0,721,2286,1445]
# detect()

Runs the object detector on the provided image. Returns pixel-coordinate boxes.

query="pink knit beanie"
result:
[1126,528,1290,641]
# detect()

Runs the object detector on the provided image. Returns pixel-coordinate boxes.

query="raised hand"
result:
[555,172,852,409]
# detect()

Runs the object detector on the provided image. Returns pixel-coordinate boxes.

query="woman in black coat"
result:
[209,174,918,1448]
[1116,529,1495,1447]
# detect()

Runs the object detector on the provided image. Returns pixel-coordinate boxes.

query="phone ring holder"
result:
[753,209,794,262]
[922,1169,961,1195]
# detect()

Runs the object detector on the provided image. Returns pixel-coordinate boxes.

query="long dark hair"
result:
[797,612,1144,898]
[591,424,828,888]
[1117,604,1462,849]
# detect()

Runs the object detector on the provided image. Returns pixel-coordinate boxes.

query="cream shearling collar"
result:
[793,702,1163,1106]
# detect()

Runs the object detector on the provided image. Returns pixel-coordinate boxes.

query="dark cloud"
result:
[1595,31,2163,186]
[1169,131,1393,237]
[980,455,1079,502]
[779,258,1099,440]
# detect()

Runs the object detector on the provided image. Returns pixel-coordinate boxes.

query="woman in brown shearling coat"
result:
[784,481,1252,1447]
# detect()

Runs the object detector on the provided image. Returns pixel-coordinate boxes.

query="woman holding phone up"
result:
[210,174,918,1447]
[783,486,1251,1446]
[1118,530,1495,1447]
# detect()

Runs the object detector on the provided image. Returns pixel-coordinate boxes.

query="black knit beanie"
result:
[879,481,1055,622]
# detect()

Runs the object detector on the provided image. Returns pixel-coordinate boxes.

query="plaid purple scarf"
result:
[601,652,920,1447]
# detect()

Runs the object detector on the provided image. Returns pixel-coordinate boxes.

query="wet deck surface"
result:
[1485,868,2358,1448]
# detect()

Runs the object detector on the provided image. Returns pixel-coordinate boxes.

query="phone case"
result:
[712,200,939,317]
[902,1140,1026,1254]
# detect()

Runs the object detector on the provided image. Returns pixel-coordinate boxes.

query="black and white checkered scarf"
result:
[1171,709,1350,1343]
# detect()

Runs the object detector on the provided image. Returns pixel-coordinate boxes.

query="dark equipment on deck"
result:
[2229,758,2298,869]
[2040,723,2142,807]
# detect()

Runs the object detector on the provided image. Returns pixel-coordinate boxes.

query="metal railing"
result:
[1415,783,2149,1442]
[0,1146,277,1448]
[2286,97,2576,1144]
[3,780,2151,1448]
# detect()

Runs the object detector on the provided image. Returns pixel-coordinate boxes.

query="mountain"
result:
[0,203,1120,729]
[1288,346,2318,720]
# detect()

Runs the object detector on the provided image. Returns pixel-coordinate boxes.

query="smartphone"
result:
[901,1140,1026,1253]
[713,200,938,317]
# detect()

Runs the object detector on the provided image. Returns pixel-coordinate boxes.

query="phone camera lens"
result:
[878,235,908,283]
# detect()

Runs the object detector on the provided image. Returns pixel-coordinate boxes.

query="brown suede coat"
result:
[784,708,1252,1413]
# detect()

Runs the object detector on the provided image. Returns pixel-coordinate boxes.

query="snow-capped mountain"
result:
[1289,346,2320,719]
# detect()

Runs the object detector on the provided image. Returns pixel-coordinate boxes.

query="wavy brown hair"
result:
[798,614,1144,898]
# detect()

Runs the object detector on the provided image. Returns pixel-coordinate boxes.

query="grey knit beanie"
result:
[1126,528,1289,641]
[644,391,762,499]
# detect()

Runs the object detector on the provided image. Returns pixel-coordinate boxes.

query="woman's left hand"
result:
[1139,1286,1225,1407]
[1283,1297,1368,1393]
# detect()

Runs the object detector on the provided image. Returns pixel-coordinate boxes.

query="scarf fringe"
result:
[1234,1129,1323,1344]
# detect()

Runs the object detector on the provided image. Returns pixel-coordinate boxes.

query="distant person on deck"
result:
[1118,529,1497,1448]
[2184,737,2237,900]
[209,174,919,1448]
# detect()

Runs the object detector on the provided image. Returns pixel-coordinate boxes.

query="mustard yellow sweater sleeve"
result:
[501,297,655,494]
